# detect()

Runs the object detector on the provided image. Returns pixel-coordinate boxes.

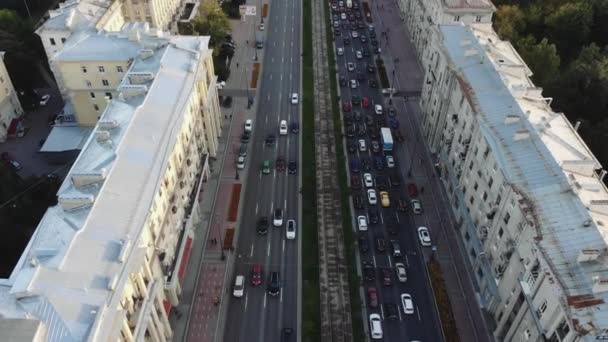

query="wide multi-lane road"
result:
[223,0,301,339]
[329,0,443,340]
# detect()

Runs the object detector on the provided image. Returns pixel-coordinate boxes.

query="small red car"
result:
[408,183,418,197]
[251,264,263,286]
[362,97,370,107]
[342,101,351,112]
[367,287,378,308]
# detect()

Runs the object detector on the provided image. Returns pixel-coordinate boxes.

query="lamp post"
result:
[215,214,225,260]
[22,0,31,18]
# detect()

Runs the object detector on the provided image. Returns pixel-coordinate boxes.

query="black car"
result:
[357,124,366,137]
[344,111,353,125]
[357,21,365,29]
[350,158,361,173]
[369,31,376,38]
[356,72,365,81]
[354,194,364,209]
[361,157,371,170]
[371,140,381,153]
[351,174,361,189]
[268,272,281,296]
[376,238,386,252]
[281,328,293,342]
[355,11,361,18]
[365,115,374,126]
[363,262,375,281]
[360,34,367,43]
[343,37,351,45]
[257,216,269,235]
[291,122,299,133]
[381,268,392,286]
[347,139,357,153]
[368,79,378,88]
[339,76,347,87]
[374,156,385,171]
[366,63,375,73]
[362,48,370,57]
[359,236,369,253]
[375,117,385,127]
[388,107,396,117]
[384,303,399,320]
[265,134,276,146]
[386,223,398,235]
[368,209,379,224]
[346,124,355,137]
[288,161,297,174]
[354,110,363,122]
[241,131,250,143]
[376,175,388,190]
[390,174,401,187]
[373,46,380,54]
[334,28,341,36]
[351,95,361,106]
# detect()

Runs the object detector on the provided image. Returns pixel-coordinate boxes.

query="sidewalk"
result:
[168,5,268,342]
[371,0,494,341]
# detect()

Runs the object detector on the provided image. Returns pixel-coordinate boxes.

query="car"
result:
[362,157,371,170]
[358,139,366,151]
[388,107,396,117]
[351,174,361,189]
[347,62,355,71]
[368,25,375,32]
[356,71,365,81]
[276,156,286,171]
[237,156,245,169]
[397,198,408,212]
[385,155,395,168]
[351,31,359,38]
[369,313,383,339]
[331,3,338,10]
[334,27,341,36]
[340,76,347,87]
[341,12,347,20]
[251,264,263,286]
[353,194,363,209]
[267,271,281,296]
[376,238,386,252]
[367,287,379,308]
[359,236,369,253]
[390,240,402,257]
[291,122,299,133]
[350,159,360,173]
[412,199,423,214]
[408,183,418,197]
[355,50,363,59]
[363,173,374,187]
[362,97,370,108]
[389,174,400,187]
[273,208,284,227]
[257,216,269,235]
[380,191,390,207]
[363,261,375,281]
[368,79,378,88]
[390,117,400,129]
[241,131,250,143]
[401,293,414,314]
[354,111,363,122]
[265,134,276,146]
[343,101,351,112]
[347,140,357,153]
[343,37,351,45]
[291,93,299,104]
[357,215,368,231]
[418,226,431,246]
[374,157,385,171]
[333,20,340,28]
[244,119,253,132]
[357,123,366,137]
[262,160,271,174]
[288,161,297,174]
[384,303,399,320]
[337,47,344,56]
[395,263,407,282]
[349,79,358,89]
[286,220,296,239]
[371,140,380,154]
[371,39,378,46]
[366,63,375,73]
[373,46,380,54]
[374,104,383,115]
[367,189,377,204]
[369,30,376,38]
[381,268,392,286]
[233,275,245,297]
[259,23,265,30]
[368,209,378,224]
[1,152,22,171]
[39,94,51,106]
[279,120,288,135]
[351,95,361,105]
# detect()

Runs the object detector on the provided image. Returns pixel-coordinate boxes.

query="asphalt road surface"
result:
[330,1,443,340]
[223,0,302,340]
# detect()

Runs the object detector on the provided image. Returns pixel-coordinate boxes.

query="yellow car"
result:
[380,191,390,208]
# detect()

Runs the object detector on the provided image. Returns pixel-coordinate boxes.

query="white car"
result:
[411,199,422,214]
[259,23,265,31]
[341,12,347,20]
[286,219,296,239]
[233,275,245,297]
[350,79,358,89]
[385,155,395,168]
[395,263,407,282]
[244,119,253,132]
[291,93,299,104]
[216,81,226,89]
[367,189,377,205]
[358,139,366,151]
[39,94,51,106]
[351,31,359,38]
[273,208,284,227]
[401,293,414,314]
[418,226,431,246]
[374,104,383,115]
[237,156,245,169]
[337,47,344,56]
[279,120,288,135]
[363,173,374,187]
[357,215,368,231]
[369,313,383,339]
[347,62,355,71]
[355,50,362,59]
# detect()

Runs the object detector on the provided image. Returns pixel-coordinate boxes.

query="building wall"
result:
[122,0,181,30]
[0,52,23,141]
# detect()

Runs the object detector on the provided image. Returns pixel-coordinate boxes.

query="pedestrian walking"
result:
[236,62,240,68]
[420,187,425,194]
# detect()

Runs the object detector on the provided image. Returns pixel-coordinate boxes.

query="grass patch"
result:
[428,259,460,342]
[323,3,364,341]
[301,0,320,340]
[251,63,260,88]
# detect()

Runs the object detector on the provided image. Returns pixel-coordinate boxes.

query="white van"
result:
[233,275,245,298]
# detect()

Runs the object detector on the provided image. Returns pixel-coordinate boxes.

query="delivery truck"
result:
[381,127,393,151]
[256,31,264,49]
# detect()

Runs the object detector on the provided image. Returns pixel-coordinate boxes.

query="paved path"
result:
[312,0,353,341]
[371,0,494,341]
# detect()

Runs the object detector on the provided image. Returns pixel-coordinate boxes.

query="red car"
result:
[382,268,392,286]
[408,183,418,197]
[362,97,370,107]
[342,100,351,112]
[368,287,378,308]
[276,156,286,171]
[251,264,263,286]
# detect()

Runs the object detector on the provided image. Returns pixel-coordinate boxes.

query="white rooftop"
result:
[441,23,608,336]
[442,0,495,11]
[37,0,113,33]
[0,23,211,341]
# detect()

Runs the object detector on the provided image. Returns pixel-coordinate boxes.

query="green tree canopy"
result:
[545,1,594,59]
[494,5,526,41]
[515,36,560,85]
[193,0,231,52]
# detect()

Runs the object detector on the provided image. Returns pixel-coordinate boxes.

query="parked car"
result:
[1,152,22,171]
[418,226,432,246]
[395,263,407,282]
[359,236,369,253]
[367,287,379,308]
[39,94,51,106]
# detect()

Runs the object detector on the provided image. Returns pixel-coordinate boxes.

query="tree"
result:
[193,0,231,52]
[545,1,594,60]
[494,5,526,41]
[589,0,608,47]
[515,36,560,86]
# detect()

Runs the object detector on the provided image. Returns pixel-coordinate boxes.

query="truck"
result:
[256,31,264,49]
[346,0,352,8]
[380,127,393,151]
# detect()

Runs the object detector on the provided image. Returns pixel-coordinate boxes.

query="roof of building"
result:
[0,318,46,341]
[442,0,495,11]
[37,0,113,33]
[0,23,211,341]
[441,23,608,335]
[41,126,93,152]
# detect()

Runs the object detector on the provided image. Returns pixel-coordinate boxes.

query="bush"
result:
[221,2,241,19]
[375,58,390,88]
[428,259,459,341]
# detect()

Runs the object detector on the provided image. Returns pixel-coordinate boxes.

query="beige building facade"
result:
[0,52,24,142]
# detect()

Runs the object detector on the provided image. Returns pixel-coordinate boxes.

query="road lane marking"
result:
[405,255,409,268]
[284,199,287,209]
[267,94,271,101]
[395,212,400,223]
[263,293,267,308]
[256,203,259,215]
[267,241,271,256]
[281,74,283,81]
[417,306,422,321]
[282,239,286,252]
[282,57,285,63]
[259,172,262,180]
[387,256,393,268]
[280,288,283,302]
[269,74,273,81]
[380,304,385,320]
[398,304,403,321]
[274,169,277,178]
[372,253,377,267]
[250,243,255,257]
[379,211,384,224]
[271,58,274,63]
[271,201,274,212]
[265,116,268,124]
[244,293,249,310]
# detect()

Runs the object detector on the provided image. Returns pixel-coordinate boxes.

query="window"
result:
[503,213,511,224]
[470,247,477,259]
[90,92,95,99]
[488,177,494,188]
[475,15,482,22]
[81,66,88,73]
[50,38,56,45]
[524,329,531,340]
[85,80,92,87]
[495,194,502,205]
[474,182,478,191]
[498,228,504,239]
[61,37,66,43]
[556,319,570,339]
[483,192,488,201]
[93,104,100,111]
[117,66,124,73]
[102,79,109,86]
[454,15,460,22]
[0,76,3,83]
[477,266,484,279]
[469,161,474,170]
[470,196,475,205]
[536,299,547,318]
[98,66,105,73]
[105,92,112,100]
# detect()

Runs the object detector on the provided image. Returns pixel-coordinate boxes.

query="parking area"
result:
[0,87,71,179]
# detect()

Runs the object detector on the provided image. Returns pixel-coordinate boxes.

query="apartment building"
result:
[397,0,494,65]
[0,52,23,142]
[121,0,183,30]
[419,23,608,341]
[0,23,222,341]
